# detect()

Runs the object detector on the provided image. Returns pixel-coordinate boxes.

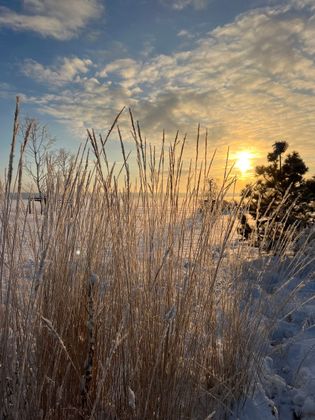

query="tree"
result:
[304,176,315,202]
[199,178,218,213]
[267,140,288,172]
[23,118,75,213]
[51,147,75,189]
[24,118,55,213]
[243,142,314,234]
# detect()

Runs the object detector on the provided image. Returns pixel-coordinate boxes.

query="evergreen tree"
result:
[243,143,314,230]
[267,140,288,172]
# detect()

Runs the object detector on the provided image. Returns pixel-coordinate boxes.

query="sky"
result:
[0,0,315,188]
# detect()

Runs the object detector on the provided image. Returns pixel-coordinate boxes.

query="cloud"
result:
[161,0,209,10]
[21,0,315,174]
[0,82,13,99]
[24,80,134,138]
[177,29,194,39]
[97,59,140,80]
[0,0,103,40]
[22,57,93,86]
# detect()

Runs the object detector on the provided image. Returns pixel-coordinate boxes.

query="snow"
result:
[3,199,315,419]
[231,255,315,420]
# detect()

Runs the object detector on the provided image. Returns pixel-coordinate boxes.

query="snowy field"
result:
[231,252,315,420]
[2,196,315,419]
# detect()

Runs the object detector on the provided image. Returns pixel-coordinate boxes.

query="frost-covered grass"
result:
[0,101,314,419]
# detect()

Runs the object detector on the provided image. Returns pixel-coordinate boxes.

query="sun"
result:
[235,151,253,176]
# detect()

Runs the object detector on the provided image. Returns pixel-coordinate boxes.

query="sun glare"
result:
[235,151,253,175]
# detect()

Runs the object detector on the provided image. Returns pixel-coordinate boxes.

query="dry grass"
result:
[0,99,313,419]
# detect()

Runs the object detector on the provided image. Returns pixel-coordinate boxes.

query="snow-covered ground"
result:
[3,199,315,419]
[153,209,315,419]
[231,254,315,420]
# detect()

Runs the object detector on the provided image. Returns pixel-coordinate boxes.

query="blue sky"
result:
[0,0,315,182]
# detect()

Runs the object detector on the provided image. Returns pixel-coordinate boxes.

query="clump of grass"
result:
[0,98,313,419]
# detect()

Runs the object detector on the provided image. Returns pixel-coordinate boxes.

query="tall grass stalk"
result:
[0,101,313,419]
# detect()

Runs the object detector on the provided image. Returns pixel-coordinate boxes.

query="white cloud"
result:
[161,0,209,10]
[0,82,13,99]
[21,0,315,173]
[22,57,93,85]
[177,29,194,39]
[0,0,103,40]
[98,59,140,80]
